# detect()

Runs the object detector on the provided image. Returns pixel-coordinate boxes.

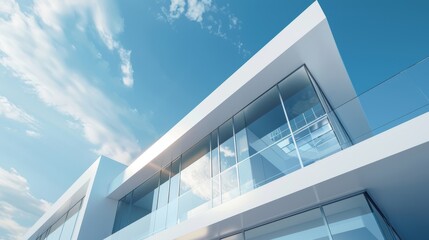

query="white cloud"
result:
[0,0,149,163]
[0,96,36,126]
[161,0,249,56]
[25,130,41,138]
[119,47,134,87]
[169,0,186,19]
[33,0,133,87]
[0,167,51,240]
[185,0,212,22]
[166,0,212,23]
[0,95,41,137]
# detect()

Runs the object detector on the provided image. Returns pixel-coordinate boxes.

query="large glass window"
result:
[46,214,66,240]
[236,87,300,194]
[279,68,341,166]
[59,200,83,240]
[37,198,84,240]
[178,136,212,222]
[233,194,397,240]
[278,67,325,131]
[111,66,350,235]
[130,173,160,224]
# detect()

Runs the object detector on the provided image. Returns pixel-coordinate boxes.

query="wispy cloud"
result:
[0,167,51,240]
[159,0,250,56]
[0,96,40,137]
[0,0,151,163]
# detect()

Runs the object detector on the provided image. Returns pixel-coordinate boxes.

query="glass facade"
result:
[112,66,350,237]
[223,194,398,240]
[35,198,84,240]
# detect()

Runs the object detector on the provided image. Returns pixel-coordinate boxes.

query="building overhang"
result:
[108,1,368,200]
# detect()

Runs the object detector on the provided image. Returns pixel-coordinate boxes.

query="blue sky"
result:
[0,0,428,238]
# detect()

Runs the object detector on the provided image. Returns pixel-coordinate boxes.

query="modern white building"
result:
[26,2,429,240]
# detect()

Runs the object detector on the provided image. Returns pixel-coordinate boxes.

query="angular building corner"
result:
[26,1,429,240]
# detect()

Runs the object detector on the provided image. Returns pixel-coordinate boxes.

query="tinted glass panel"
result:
[221,166,239,203]
[59,199,82,240]
[278,67,325,131]
[180,136,211,194]
[323,194,385,240]
[46,214,66,240]
[211,130,220,176]
[219,119,236,172]
[242,87,290,156]
[113,193,132,232]
[294,118,341,166]
[130,173,160,223]
[157,168,170,208]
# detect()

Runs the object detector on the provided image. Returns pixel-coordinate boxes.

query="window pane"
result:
[294,117,341,166]
[245,208,329,240]
[169,158,180,201]
[219,119,236,172]
[278,67,325,131]
[180,136,211,194]
[46,213,66,240]
[323,194,385,240]
[368,199,395,240]
[59,199,83,240]
[166,198,179,228]
[221,166,239,203]
[238,136,301,194]
[234,111,250,162]
[178,180,211,223]
[129,173,160,224]
[212,175,221,207]
[157,167,170,209]
[211,130,220,176]
[243,87,290,156]
[113,193,132,233]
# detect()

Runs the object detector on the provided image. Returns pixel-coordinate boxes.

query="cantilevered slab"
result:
[108,1,369,200]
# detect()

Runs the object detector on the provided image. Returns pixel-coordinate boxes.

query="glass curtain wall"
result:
[35,198,84,240]
[112,66,349,236]
[223,194,398,240]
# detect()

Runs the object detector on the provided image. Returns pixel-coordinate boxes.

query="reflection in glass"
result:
[221,166,239,203]
[166,158,180,228]
[211,130,220,176]
[245,208,329,240]
[59,199,83,240]
[323,194,385,240]
[242,87,290,156]
[154,168,170,232]
[46,214,66,240]
[178,180,211,222]
[219,119,237,172]
[294,118,341,166]
[180,136,211,194]
[278,67,325,131]
[238,138,300,194]
[129,173,159,224]
[113,192,132,232]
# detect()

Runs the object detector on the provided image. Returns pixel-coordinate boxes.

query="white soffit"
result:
[108,1,359,199]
